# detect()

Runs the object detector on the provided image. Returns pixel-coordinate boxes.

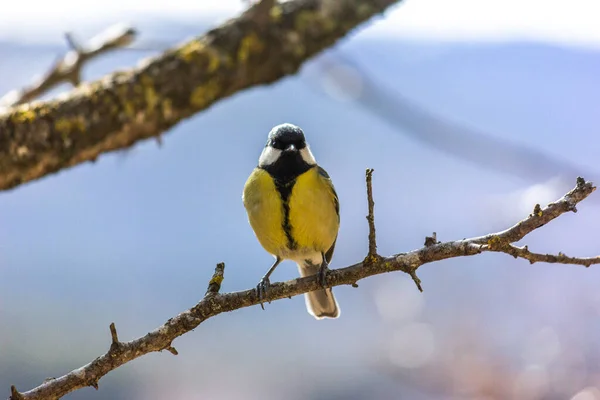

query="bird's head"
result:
[258,123,316,168]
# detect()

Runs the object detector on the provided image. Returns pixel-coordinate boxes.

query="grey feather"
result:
[297,260,340,319]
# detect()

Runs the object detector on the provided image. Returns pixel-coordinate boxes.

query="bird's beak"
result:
[285,144,296,152]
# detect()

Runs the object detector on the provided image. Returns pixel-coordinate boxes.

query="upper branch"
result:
[9,177,598,400]
[0,0,401,192]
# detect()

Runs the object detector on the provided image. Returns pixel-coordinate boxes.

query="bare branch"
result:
[424,232,439,247]
[64,32,83,53]
[365,168,378,258]
[9,387,23,400]
[8,176,597,400]
[486,243,600,266]
[469,176,592,246]
[109,323,120,348]
[205,262,226,295]
[0,0,402,192]
[363,168,423,291]
[0,23,137,107]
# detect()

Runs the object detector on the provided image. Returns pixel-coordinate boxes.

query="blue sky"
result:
[2,0,600,48]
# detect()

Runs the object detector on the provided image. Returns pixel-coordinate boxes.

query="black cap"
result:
[267,123,306,150]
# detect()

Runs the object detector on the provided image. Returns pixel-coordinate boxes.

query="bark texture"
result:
[0,0,400,191]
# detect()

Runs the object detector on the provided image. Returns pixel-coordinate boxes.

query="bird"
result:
[242,123,341,319]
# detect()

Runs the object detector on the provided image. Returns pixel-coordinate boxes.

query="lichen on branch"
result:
[0,0,401,192]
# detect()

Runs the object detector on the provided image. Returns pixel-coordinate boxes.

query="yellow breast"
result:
[288,167,339,256]
[242,166,339,260]
[242,168,288,256]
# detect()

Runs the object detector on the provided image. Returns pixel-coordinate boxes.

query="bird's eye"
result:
[270,139,285,150]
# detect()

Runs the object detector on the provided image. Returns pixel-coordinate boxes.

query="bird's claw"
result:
[317,262,329,288]
[256,276,271,310]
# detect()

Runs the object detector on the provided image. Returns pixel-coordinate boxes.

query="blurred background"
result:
[1,0,600,399]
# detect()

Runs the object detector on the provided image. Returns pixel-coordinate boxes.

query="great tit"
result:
[242,123,341,319]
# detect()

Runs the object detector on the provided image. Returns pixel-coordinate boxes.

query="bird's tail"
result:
[297,261,340,320]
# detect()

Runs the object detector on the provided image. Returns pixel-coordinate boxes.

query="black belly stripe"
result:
[260,150,314,252]
[274,179,297,250]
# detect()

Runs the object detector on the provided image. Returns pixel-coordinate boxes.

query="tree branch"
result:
[365,168,378,258]
[0,0,402,192]
[469,176,590,246]
[487,243,600,266]
[0,23,137,108]
[8,175,598,400]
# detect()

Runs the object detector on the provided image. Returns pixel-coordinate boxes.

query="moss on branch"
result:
[0,0,401,191]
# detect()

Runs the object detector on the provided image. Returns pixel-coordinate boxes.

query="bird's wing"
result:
[316,165,339,264]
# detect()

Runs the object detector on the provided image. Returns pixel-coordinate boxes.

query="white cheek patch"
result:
[300,146,317,165]
[258,146,282,166]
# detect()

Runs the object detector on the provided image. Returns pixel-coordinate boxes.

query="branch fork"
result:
[7,175,599,400]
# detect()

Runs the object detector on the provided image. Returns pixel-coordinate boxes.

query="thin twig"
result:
[470,176,594,246]
[0,23,137,107]
[409,270,424,292]
[487,243,600,267]
[9,387,23,400]
[109,323,119,345]
[424,232,439,247]
[64,32,82,52]
[205,263,226,295]
[365,168,378,257]
[8,177,598,400]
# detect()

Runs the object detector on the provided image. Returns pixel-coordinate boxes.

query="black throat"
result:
[260,151,313,250]
[261,151,313,186]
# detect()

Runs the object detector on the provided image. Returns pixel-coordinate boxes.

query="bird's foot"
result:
[317,262,330,288]
[256,276,271,310]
